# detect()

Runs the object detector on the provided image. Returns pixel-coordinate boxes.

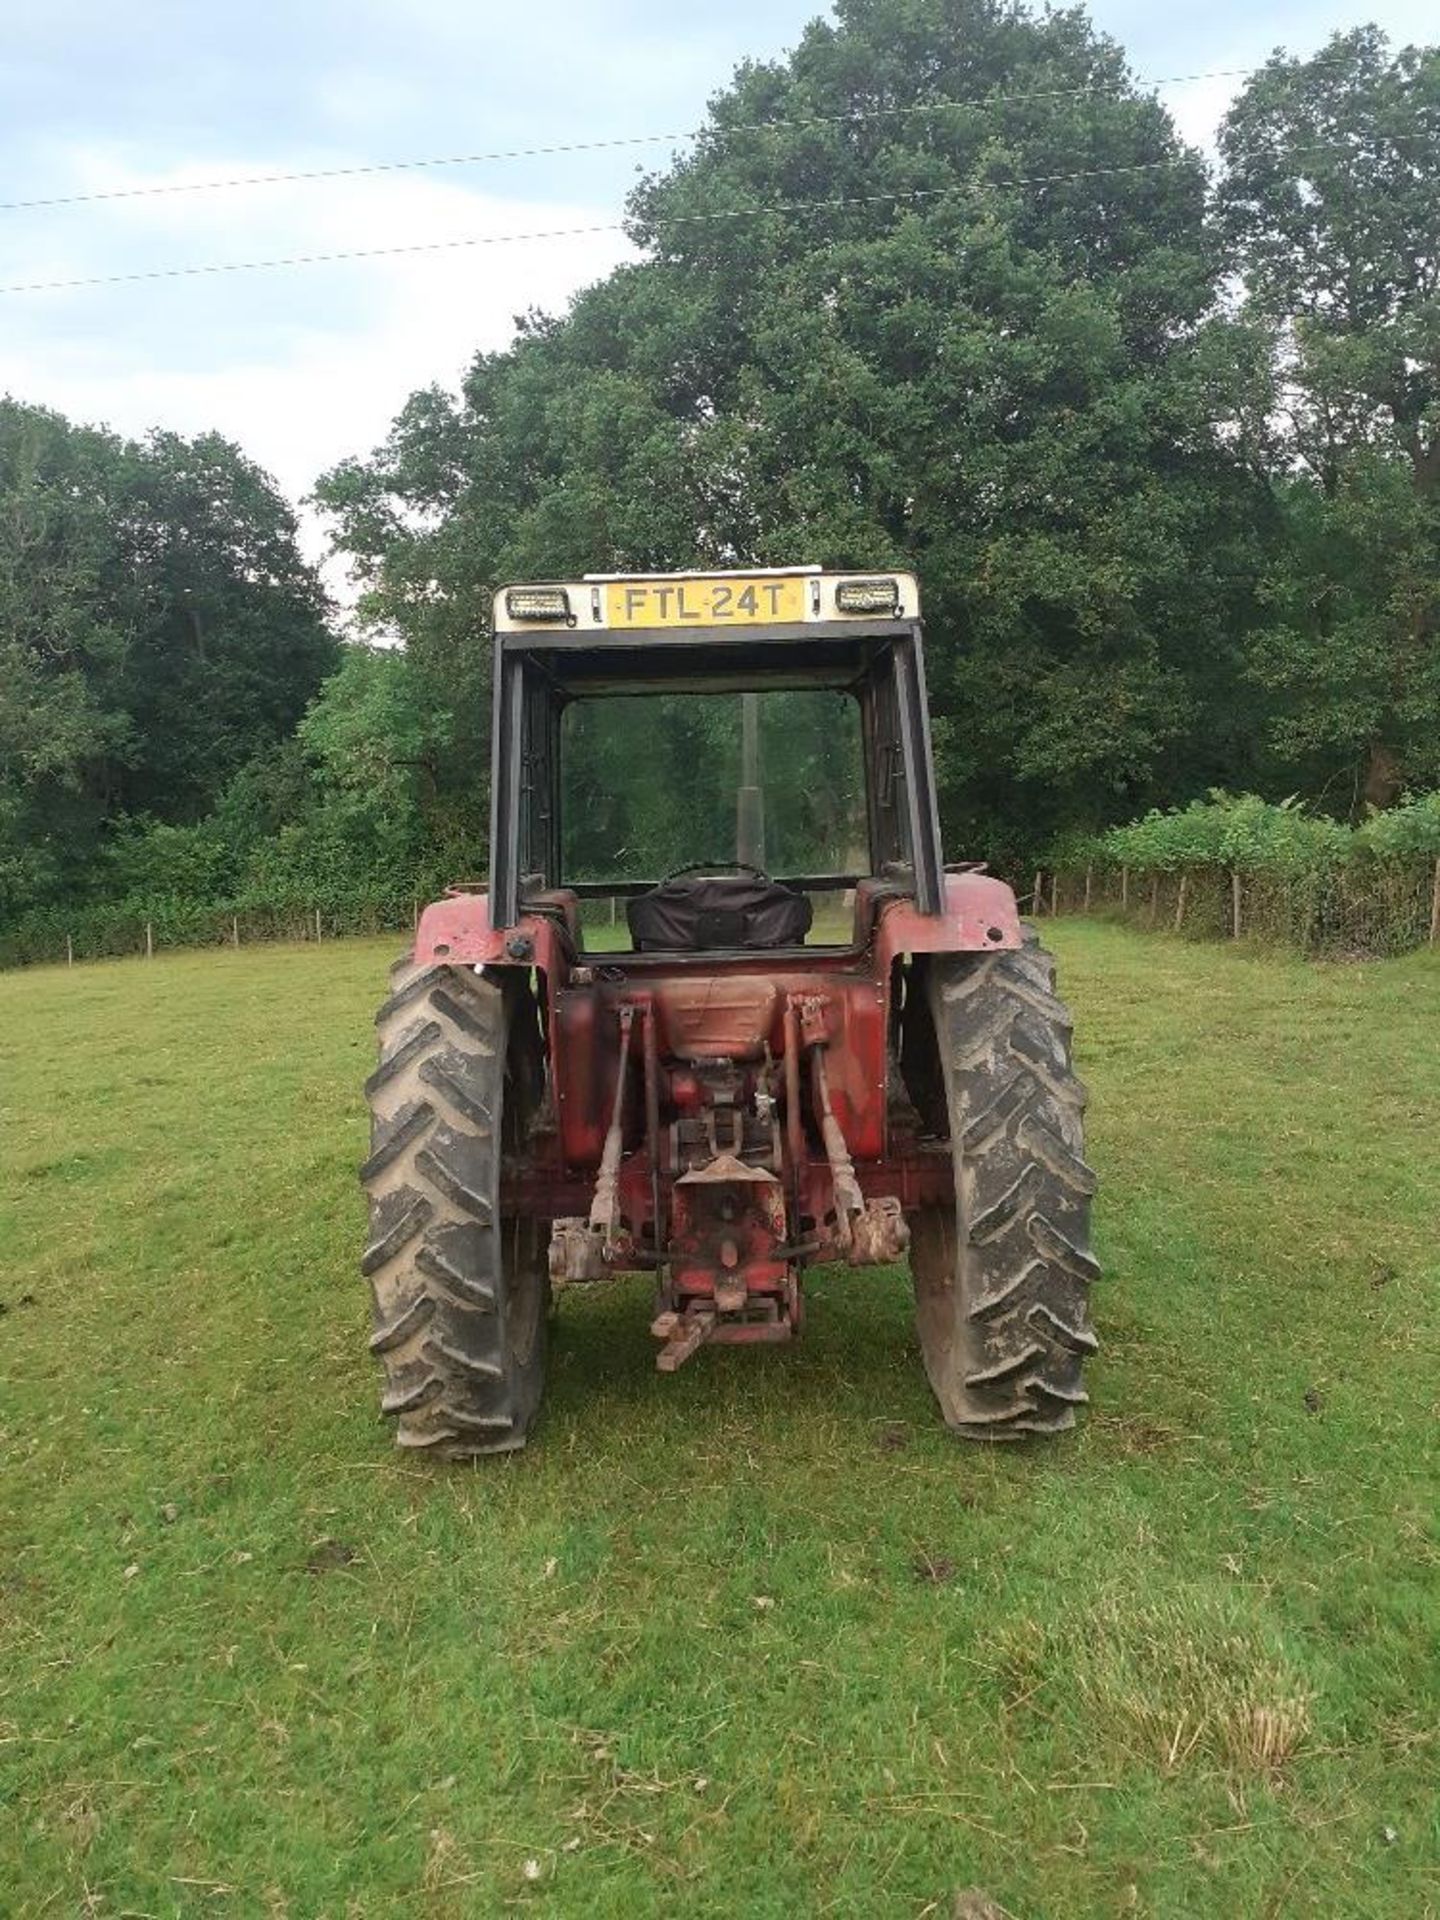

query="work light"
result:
[835,577,899,615]
[506,586,572,622]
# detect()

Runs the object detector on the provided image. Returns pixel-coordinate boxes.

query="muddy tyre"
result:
[905,938,1099,1438]
[361,956,549,1457]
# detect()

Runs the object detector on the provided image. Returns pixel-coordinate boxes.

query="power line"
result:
[0,60,1334,216]
[2,129,1420,299]
[0,156,1217,295]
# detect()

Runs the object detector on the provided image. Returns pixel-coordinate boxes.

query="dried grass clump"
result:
[1063,1599,1313,1777]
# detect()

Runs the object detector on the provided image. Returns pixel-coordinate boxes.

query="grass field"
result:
[2,923,1437,1917]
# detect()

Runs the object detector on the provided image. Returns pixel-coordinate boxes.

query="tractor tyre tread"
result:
[911,942,1098,1439]
[361,958,547,1458]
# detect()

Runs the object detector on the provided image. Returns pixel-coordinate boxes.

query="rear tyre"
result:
[904,938,1099,1438]
[360,956,549,1457]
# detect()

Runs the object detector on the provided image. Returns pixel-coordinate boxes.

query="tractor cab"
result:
[486,567,943,956]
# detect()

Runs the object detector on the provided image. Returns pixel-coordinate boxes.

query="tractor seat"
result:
[627,866,813,952]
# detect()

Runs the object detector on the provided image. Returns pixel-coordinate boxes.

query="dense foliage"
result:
[1219,27,1440,809]
[1047,790,1440,957]
[1,3,1437,958]
[1067,789,1439,875]
[1097,794,1354,877]
[0,400,336,920]
[317,0,1270,867]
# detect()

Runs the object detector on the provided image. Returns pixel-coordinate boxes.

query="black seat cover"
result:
[627,873,813,951]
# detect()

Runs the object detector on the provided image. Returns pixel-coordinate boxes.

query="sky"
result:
[1,0,1434,592]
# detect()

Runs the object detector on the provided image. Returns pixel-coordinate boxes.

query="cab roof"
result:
[492,567,920,636]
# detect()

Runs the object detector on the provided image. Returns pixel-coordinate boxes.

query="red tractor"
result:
[361,568,1097,1454]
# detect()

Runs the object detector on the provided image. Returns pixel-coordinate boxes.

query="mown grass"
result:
[1,924,1436,1917]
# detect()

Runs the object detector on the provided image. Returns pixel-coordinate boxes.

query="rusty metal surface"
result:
[675,1150,780,1186]
[641,1000,665,1264]
[552,966,887,1167]
[421,875,1025,1371]
[417,877,1023,1186]
[869,869,1023,965]
[548,1217,608,1285]
[650,976,779,1060]
[404,653,1039,1390]
[587,1003,635,1244]
[669,1148,788,1307]
[651,1300,793,1370]
[808,1036,865,1246]
[848,1196,911,1266]
[502,1142,951,1227]
[415,872,1019,994]
[413,891,575,973]
[651,1306,715,1371]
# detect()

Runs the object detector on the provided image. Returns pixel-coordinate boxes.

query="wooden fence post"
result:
[314,906,323,944]
[1231,869,1243,940]
[145,920,154,959]
[1149,875,1159,924]
[1121,865,1129,910]
[1173,870,1189,933]
[1430,857,1440,947]
[232,915,240,948]
[413,897,420,932]
[1083,864,1093,912]
[66,934,74,969]
[1032,870,1044,915]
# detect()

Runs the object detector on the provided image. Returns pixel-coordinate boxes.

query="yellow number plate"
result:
[606,576,807,628]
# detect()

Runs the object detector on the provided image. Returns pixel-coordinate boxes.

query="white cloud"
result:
[311,68,429,131]
[1156,73,1245,156]
[0,154,637,603]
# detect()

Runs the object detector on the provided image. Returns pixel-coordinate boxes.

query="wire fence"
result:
[0,896,423,971]
[1035,856,1440,959]
[0,890,857,970]
[7,860,1436,971]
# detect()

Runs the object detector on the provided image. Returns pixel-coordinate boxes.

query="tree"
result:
[319,0,1270,870]
[1219,28,1440,807]
[115,430,338,820]
[0,399,336,915]
[0,404,133,910]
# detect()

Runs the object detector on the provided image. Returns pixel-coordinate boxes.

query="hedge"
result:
[1043,793,1440,957]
